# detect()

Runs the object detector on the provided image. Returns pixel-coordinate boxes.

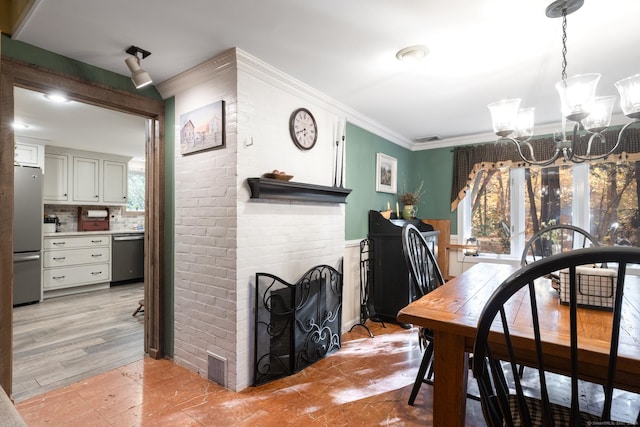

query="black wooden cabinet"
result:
[368,210,438,323]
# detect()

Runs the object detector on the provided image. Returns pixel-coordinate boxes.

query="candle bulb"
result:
[387,201,390,211]
[396,202,399,218]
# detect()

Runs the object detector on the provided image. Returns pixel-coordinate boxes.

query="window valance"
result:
[450,127,640,211]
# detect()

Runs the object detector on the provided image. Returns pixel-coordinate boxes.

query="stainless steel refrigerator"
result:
[13,165,43,306]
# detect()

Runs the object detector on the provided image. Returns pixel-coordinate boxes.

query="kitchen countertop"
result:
[43,230,144,237]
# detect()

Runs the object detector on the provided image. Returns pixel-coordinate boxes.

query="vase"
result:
[402,205,415,219]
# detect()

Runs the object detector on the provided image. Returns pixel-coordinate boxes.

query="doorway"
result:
[0,57,166,398]
[12,86,147,400]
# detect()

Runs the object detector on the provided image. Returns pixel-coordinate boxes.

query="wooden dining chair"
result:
[401,223,445,406]
[521,223,599,266]
[472,246,640,426]
[518,224,601,377]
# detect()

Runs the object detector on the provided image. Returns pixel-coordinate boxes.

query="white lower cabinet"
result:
[43,234,111,297]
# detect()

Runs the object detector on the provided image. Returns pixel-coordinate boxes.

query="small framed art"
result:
[376,152,397,194]
[180,100,225,155]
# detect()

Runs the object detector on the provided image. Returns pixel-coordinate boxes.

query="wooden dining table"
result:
[397,262,640,427]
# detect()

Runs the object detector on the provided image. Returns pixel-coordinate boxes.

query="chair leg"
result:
[408,341,434,406]
[132,299,145,317]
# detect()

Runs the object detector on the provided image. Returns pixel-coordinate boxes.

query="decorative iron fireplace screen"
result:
[254,265,343,386]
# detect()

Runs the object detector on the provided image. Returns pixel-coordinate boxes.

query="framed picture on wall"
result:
[376,153,397,194]
[180,100,225,155]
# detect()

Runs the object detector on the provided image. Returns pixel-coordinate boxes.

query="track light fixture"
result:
[125,45,153,89]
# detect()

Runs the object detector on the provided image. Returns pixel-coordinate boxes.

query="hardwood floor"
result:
[16,321,488,426]
[12,282,145,402]
[12,295,639,425]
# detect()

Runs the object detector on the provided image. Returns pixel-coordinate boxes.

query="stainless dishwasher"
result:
[111,233,144,284]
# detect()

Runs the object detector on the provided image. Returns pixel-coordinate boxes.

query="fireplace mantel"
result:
[247,178,352,204]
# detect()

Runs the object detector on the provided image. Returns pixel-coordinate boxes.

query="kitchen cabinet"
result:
[43,153,69,202]
[43,146,130,205]
[15,138,46,170]
[102,160,128,204]
[43,234,111,298]
[73,156,100,202]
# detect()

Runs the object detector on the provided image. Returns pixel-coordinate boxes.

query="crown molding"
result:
[157,47,413,148]
[235,49,414,149]
[155,48,237,98]
[411,112,632,151]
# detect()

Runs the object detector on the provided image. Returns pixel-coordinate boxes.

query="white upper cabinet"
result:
[73,156,100,203]
[102,160,128,204]
[43,146,130,205]
[15,136,48,170]
[43,153,69,202]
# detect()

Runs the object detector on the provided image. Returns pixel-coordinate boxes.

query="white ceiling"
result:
[13,87,147,159]
[10,0,640,152]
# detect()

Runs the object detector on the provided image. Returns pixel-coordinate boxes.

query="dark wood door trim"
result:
[0,56,165,397]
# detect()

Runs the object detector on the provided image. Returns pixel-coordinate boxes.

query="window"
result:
[460,160,640,257]
[589,162,640,246]
[523,165,574,242]
[126,159,145,212]
[468,168,511,255]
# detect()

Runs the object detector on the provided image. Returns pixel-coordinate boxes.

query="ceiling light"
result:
[125,45,153,89]
[396,45,429,62]
[488,0,640,166]
[12,122,30,129]
[44,92,69,103]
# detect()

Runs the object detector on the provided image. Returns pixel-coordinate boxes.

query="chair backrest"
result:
[401,223,444,298]
[521,224,599,266]
[472,246,640,426]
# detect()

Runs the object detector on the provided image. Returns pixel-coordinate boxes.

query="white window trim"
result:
[457,163,640,273]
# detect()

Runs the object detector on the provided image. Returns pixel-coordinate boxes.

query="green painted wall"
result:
[345,124,457,241]
[410,146,458,233]
[163,97,175,357]
[2,35,174,355]
[346,123,410,240]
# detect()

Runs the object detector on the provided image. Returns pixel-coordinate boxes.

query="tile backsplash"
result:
[44,205,144,232]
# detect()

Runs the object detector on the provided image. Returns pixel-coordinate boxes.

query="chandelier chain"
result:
[561,8,568,81]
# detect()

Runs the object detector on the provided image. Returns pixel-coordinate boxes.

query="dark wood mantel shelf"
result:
[247,178,352,204]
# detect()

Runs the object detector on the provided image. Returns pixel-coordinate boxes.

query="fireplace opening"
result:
[254,264,343,386]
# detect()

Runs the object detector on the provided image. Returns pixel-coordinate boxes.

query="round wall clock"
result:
[289,108,318,150]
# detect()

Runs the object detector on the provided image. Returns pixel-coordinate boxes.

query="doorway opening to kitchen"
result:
[0,57,166,399]
[13,86,147,401]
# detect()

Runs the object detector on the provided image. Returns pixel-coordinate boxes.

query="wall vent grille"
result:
[207,352,227,387]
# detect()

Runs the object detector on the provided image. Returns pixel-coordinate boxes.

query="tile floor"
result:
[16,321,486,426]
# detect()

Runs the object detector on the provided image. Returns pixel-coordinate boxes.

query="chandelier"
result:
[488,0,640,166]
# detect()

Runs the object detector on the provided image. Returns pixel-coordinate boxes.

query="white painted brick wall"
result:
[159,48,359,392]
[160,50,240,388]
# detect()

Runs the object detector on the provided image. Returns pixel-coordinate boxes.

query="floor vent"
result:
[207,352,227,387]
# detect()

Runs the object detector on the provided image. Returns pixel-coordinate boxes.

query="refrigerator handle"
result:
[14,254,41,262]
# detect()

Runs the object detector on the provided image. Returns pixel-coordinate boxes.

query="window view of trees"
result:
[469,168,511,254]
[524,166,573,241]
[127,169,145,212]
[468,160,640,256]
[590,162,640,246]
